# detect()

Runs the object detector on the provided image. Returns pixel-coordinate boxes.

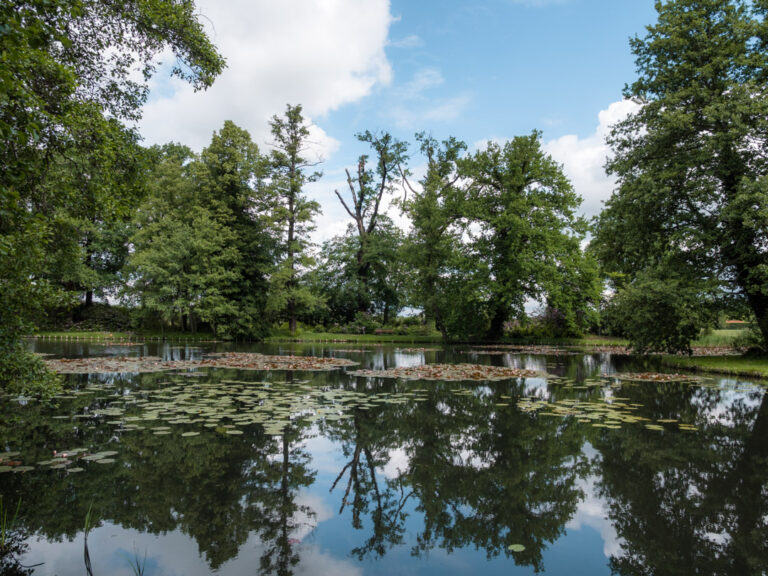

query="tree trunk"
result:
[746,290,768,350]
[85,290,93,307]
[487,300,507,340]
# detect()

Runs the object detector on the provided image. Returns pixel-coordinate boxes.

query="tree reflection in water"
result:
[0,353,766,576]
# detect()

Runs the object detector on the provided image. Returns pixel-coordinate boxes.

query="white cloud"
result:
[388,34,424,49]
[544,99,640,219]
[402,67,444,96]
[386,67,470,129]
[140,0,394,154]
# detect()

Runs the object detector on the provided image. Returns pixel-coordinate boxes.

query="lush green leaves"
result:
[594,0,768,350]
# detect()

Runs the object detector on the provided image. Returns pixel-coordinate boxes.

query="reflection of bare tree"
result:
[330,409,413,559]
[328,378,586,571]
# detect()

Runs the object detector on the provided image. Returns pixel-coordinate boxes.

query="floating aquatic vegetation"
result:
[508,544,526,552]
[348,363,541,381]
[197,353,359,371]
[44,353,359,374]
[518,393,699,432]
[471,345,581,356]
[0,447,124,475]
[604,372,702,383]
[397,348,441,353]
[44,356,178,374]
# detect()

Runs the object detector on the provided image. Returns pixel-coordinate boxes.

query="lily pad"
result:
[508,544,526,552]
[348,363,541,382]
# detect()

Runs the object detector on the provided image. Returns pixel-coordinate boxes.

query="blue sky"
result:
[140,0,659,239]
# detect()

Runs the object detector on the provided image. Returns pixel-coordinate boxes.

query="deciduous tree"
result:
[593,0,768,351]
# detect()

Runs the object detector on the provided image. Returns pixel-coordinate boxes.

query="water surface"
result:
[1,341,766,575]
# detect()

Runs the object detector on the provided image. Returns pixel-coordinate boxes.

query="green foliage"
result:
[594,0,768,350]
[401,134,467,335]
[459,132,598,339]
[127,129,275,339]
[603,267,717,354]
[265,105,323,332]
[0,0,223,392]
[334,131,409,314]
[312,217,408,326]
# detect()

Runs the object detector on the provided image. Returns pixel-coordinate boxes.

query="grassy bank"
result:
[661,355,768,380]
[265,329,443,344]
[30,330,219,342]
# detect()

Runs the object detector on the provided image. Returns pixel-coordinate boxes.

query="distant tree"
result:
[459,133,597,340]
[197,121,274,338]
[265,104,323,333]
[334,131,408,313]
[313,217,407,327]
[593,0,768,351]
[401,133,467,335]
[40,117,145,308]
[128,145,240,334]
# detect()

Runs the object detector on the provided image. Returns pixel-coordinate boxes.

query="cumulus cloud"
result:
[544,99,640,219]
[139,0,394,155]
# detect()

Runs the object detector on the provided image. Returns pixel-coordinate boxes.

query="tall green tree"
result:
[334,131,408,313]
[401,133,466,335]
[128,145,240,334]
[0,0,224,393]
[593,0,768,351]
[41,116,145,308]
[459,133,597,340]
[197,121,274,338]
[265,104,322,334]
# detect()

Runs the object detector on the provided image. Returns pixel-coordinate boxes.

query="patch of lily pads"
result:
[396,348,442,353]
[0,448,120,474]
[348,363,542,381]
[44,352,359,374]
[51,376,431,442]
[471,345,581,356]
[518,394,698,432]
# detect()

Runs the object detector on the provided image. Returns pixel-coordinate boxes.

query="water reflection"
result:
[2,342,766,575]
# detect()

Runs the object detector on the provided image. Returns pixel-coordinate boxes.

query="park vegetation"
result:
[2,0,768,395]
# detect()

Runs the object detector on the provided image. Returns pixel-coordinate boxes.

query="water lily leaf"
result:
[508,544,526,552]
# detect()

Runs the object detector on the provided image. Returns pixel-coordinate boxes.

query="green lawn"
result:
[691,329,748,347]
[662,354,768,379]
[265,329,443,343]
[31,330,218,341]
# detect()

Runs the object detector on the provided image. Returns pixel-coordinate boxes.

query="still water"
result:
[1,341,766,576]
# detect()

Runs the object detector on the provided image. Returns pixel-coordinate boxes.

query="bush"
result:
[606,270,717,354]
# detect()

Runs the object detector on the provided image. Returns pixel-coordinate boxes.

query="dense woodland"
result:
[3,0,768,394]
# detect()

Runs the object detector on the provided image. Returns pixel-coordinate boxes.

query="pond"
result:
[1,341,766,575]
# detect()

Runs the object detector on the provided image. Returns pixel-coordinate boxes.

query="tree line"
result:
[3,0,768,394]
[117,114,598,343]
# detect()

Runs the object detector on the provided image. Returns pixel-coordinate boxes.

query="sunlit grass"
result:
[692,329,748,347]
[662,355,768,379]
